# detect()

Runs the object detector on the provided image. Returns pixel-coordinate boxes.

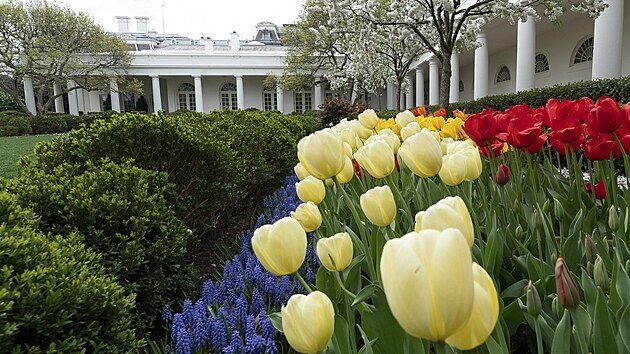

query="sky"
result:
[56,0,306,40]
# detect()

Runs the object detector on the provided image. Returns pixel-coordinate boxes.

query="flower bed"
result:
[172,96,630,353]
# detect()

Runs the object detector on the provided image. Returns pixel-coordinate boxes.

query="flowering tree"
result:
[326,0,607,108]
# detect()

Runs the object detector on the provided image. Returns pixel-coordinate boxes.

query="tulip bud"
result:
[531,209,542,229]
[587,261,594,276]
[294,163,310,181]
[608,205,619,230]
[354,141,395,178]
[515,225,523,240]
[513,199,521,212]
[400,122,422,141]
[282,291,335,353]
[395,110,416,128]
[414,196,474,247]
[252,217,307,276]
[543,200,550,214]
[594,256,609,290]
[343,142,353,158]
[358,109,379,130]
[439,153,468,186]
[555,256,580,308]
[335,156,354,184]
[494,164,510,185]
[354,122,373,140]
[295,176,326,205]
[360,185,397,227]
[316,232,353,272]
[553,198,564,218]
[398,131,443,178]
[298,129,345,179]
[325,178,334,187]
[552,296,563,319]
[525,280,542,317]
[440,137,455,155]
[585,233,596,263]
[290,202,322,232]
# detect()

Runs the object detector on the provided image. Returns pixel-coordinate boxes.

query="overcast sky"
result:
[56,0,306,40]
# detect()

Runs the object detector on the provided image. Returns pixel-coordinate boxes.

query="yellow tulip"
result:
[298,128,345,180]
[372,130,401,154]
[429,116,446,131]
[317,232,353,271]
[336,156,355,184]
[295,176,325,205]
[339,129,358,151]
[439,154,468,186]
[380,229,474,341]
[400,122,422,141]
[343,142,353,158]
[358,108,379,129]
[360,185,397,227]
[445,263,499,350]
[354,141,395,178]
[282,291,335,353]
[252,217,306,276]
[354,121,373,140]
[440,137,455,155]
[395,110,416,128]
[290,201,322,232]
[422,128,442,144]
[294,162,310,181]
[461,148,483,181]
[398,131,443,178]
[414,196,474,247]
[325,178,334,187]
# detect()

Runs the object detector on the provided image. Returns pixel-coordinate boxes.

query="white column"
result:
[449,53,460,103]
[76,88,86,113]
[429,57,439,106]
[235,75,244,110]
[592,0,624,79]
[314,79,323,110]
[23,77,36,115]
[67,79,79,115]
[516,16,536,92]
[474,33,489,99]
[415,68,425,107]
[151,76,162,113]
[193,76,203,113]
[276,85,284,113]
[350,82,358,103]
[110,78,121,112]
[53,82,64,113]
[405,74,414,109]
[386,82,396,110]
[89,91,100,112]
[399,90,405,110]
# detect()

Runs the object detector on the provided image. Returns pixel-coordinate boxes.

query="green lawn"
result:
[0,134,55,178]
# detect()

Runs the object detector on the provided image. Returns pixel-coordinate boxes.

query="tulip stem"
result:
[294,272,313,293]
[433,341,454,354]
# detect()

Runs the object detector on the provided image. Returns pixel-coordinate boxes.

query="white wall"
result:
[621,1,630,77]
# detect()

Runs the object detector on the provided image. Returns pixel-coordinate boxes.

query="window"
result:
[496,65,511,83]
[100,93,111,111]
[324,83,340,99]
[263,90,277,111]
[220,83,238,110]
[178,83,196,111]
[458,80,464,92]
[572,36,594,65]
[294,91,312,113]
[122,92,136,112]
[535,53,550,73]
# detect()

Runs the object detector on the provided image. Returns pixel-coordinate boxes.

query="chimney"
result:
[204,38,214,53]
[229,31,240,52]
[135,16,149,33]
[116,16,130,32]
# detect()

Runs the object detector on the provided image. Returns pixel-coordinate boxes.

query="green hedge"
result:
[377,76,630,117]
[24,111,321,237]
[0,192,143,353]
[0,91,18,111]
[7,160,196,335]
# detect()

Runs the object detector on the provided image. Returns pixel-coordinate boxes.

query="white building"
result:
[23,0,629,115]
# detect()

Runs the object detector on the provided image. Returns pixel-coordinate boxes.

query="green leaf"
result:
[331,314,353,354]
[617,305,630,352]
[352,284,377,307]
[268,312,283,332]
[593,290,619,354]
[550,310,571,354]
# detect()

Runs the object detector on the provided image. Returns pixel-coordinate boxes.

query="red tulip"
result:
[433,107,446,117]
[586,97,623,134]
[524,134,548,154]
[549,134,583,155]
[575,97,595,122]
[463,110,498,146]
[586,180,606,199]
[534,106,550,127]
[495,113,511,135]
[550,101,583,143]
[555,256,580,308]
[352,159,362,180]
[479,141,504,158]
[546,98,560,122]
[583,133,621,161]
[394,154,400,172]
[411,106,426,117]
[507,114,542,149]
[495,164,510,185]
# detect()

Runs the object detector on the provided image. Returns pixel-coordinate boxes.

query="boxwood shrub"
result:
[0,192,143,353]
[7,160,196,334]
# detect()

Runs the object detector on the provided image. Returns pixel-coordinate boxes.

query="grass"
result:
[0,134,55,178]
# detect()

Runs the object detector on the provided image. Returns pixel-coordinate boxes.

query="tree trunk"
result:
[439,53,452,108]
[395,81,402,111]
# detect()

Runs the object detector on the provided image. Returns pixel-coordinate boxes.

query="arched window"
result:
[535,53,550,73]
[496,65,511,83]
[572,36,594,65]
[178,83,196,111]
[294,90,312,113]
[220,83,238,110]
[458,80,464,92]
[263,86,277,111]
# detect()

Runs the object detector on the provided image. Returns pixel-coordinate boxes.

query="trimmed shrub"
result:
[0,192,142,353]
[8,160,196,334]
[0,92,18,111]
[0,110,26,126]
[30,114,68,134]
[0,126,19,136]
[63,114,86,131]
[6,117,31,135]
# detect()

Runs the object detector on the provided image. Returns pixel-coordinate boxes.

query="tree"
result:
[0,0,140,115]
[330,0,607,107]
